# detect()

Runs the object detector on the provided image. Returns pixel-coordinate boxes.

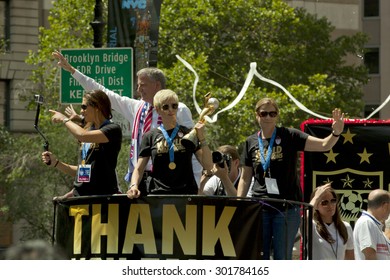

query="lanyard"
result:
[362,212,390,250]
[257,128,277,177]
[81,143,91,164]
[328,224,338,259]
[159,124,180,169]
[362,211,382,226]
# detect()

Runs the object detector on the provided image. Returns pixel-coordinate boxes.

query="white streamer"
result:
[175,55,201,114]
[176,55,255,123]
[177,57,389,122]
[252,63,329,120]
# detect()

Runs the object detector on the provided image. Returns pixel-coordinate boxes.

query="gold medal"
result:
[169,162,176,170]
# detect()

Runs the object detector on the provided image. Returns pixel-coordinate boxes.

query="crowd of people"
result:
[36,51,390,260]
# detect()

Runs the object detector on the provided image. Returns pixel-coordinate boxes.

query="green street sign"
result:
[60,48,133,103]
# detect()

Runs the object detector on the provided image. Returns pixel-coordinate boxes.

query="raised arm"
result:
[53,50,137,119]
[49,110,109,143]
[194,121,213,171]
[304,108,344,152]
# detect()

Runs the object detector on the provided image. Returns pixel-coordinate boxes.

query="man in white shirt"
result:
[353,189,390,260]
[53,51,202,192]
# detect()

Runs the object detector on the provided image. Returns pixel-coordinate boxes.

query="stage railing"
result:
[52,195,313,260]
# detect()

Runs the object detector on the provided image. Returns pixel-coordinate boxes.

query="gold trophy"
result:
[181,92,219,150]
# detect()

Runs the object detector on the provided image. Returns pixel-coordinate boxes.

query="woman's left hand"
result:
[331,108,344,135]
[311,183,332,209]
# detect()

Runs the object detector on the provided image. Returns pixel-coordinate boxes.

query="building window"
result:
[364,0,379,17]
[0,0,9,51]
[364,48,379,74]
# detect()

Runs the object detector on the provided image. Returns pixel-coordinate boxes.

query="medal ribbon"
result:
[81,143,91,165]
[257,128,277,176]
[159,124,180,166]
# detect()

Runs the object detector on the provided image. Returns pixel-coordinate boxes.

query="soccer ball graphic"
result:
[340,190,363,219]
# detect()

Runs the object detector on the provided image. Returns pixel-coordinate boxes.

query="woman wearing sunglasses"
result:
[310,183,354,259]
[237,97,344,260]
[41,89,122,200]
[127,89,213,198]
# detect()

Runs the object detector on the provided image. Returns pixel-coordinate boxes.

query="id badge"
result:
[265,177,279,195]
[77,164,92,182]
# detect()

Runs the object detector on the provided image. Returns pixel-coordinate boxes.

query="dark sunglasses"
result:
[161,103,179,111]
[258,111,278,118]
[320,198,337,206]
[81,104,88,110]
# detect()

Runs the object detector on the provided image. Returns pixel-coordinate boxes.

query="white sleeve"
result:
[177,102,194,129]
[357,219,377,251]
[72,69,139,123]
[203,176,220,195]
[344,222,354,250]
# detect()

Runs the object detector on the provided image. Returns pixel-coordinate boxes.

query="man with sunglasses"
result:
[237,97,344,260]
[52,51,203,193]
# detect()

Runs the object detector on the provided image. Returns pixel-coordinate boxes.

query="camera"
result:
[212,151,232,171]
[34,94,44,104]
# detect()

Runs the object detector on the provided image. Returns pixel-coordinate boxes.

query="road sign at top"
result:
[60,48,133,104]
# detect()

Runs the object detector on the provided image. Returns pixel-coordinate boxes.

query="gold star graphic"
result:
[324,149,339,163]
[323,178,333,185]
[341,174,355,188]
[362,178,374,189]
[357,148,373,164]
[342,128,356,144]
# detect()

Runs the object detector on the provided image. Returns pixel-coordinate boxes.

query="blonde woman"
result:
[127,89,213,198]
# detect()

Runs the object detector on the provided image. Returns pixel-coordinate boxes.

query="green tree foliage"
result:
[158,0,368,148]
[1,0,369,240]
[1,0,104,241]
[0,122,79,240]
[24,0,97,107]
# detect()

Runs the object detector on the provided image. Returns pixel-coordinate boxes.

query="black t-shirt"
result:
[73,122,122,196]
[139,125,199,194]
[241,127,308,202]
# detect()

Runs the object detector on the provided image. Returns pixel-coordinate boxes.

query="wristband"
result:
[129,183,138,189]
[54,159,59,168]
[63,118,70,124]
[332,131,340,137]
[199,139,208,147]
